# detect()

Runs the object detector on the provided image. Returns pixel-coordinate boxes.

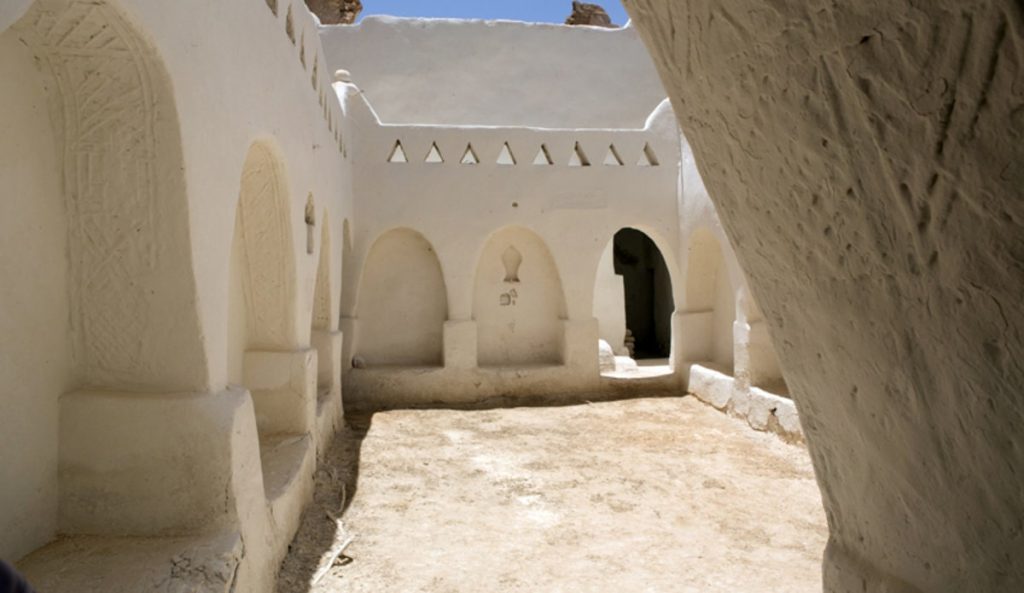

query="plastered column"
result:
[444,320,477,369]
[338,316,357,371]
[310,329,344,456]
[310,329,343,394]
[672,309,712,390]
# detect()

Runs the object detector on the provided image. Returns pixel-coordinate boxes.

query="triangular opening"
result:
[425,142,444,164]
[387,141,408,163]
[604,144,624,166]
[638,143,660,167]
[569,142,591,167]
[497,142,517,165]
[461,144,479,165]
[533,144,553,166]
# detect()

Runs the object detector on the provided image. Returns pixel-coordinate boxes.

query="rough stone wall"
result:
[305,0,361,25]
[622,1,1024,592]
[565,2,616,28]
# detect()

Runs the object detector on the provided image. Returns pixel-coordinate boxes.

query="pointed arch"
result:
[14,0,207,391]
[228,141,297,369]
[473,226,568,366]
[3,0,207,560]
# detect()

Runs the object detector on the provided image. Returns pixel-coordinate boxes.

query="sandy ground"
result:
[277,396,827,593]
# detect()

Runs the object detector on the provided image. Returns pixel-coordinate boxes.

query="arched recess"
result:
[684,228,735,373]
[473,226,568,366]
[16,0,207,391]
[594,228,675,359]
[2,0,205,562]
[355,228,447,366]
[227,142,297,384]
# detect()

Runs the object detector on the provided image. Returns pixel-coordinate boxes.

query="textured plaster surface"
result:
[624,1,1024,590]
[278,397,826,593]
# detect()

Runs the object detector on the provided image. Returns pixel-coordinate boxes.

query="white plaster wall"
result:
[0,32,69,562]
[593,240,627,354]
[355,229,447,366]
[474,227,568,366]
[0,0,354,578]
[318,16,667,128]
[332,25,686,402]
[344,105,683,328]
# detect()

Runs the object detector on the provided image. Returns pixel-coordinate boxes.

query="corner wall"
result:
[0,30,69,562]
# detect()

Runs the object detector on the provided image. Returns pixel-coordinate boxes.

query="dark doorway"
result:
[613,229,673,359]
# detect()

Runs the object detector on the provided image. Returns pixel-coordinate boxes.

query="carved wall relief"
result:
[502,245,522,283]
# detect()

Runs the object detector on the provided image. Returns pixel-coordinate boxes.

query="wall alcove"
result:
[473,227,567,367]
[355,228,447,366]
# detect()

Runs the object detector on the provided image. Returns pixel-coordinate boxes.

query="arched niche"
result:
[227,142,297,384]
[594,228,675,359]
[2,0,205,561]
[15,0,207,392]
[473,227,568,366]
[684,228,735,372]
[355,228,447,366]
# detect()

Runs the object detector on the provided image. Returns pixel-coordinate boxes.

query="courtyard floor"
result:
[277,396,827,593]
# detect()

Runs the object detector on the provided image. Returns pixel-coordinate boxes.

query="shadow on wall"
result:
[613,228,673,359]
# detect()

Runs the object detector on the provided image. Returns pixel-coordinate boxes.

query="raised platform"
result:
[343,364,603,410]
[687,363,803,443]
[18,533,242,593]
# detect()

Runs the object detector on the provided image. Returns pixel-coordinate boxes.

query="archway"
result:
[225,141,316,461]
[614,229,674,359]
[227,142,297,385]
[355,228,447,366]
[593,228,675,377]
[684,228,735,373]
[473,226,567,367]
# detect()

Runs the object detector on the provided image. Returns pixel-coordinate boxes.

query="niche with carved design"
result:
[473,227,567,366]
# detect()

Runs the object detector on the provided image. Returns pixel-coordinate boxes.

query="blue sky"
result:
[358,1,630,25]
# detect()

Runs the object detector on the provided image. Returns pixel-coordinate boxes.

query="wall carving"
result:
[19,0,206,390]
[237,143,296,349]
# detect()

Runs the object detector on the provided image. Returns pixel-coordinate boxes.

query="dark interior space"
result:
[613,228,673,359]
